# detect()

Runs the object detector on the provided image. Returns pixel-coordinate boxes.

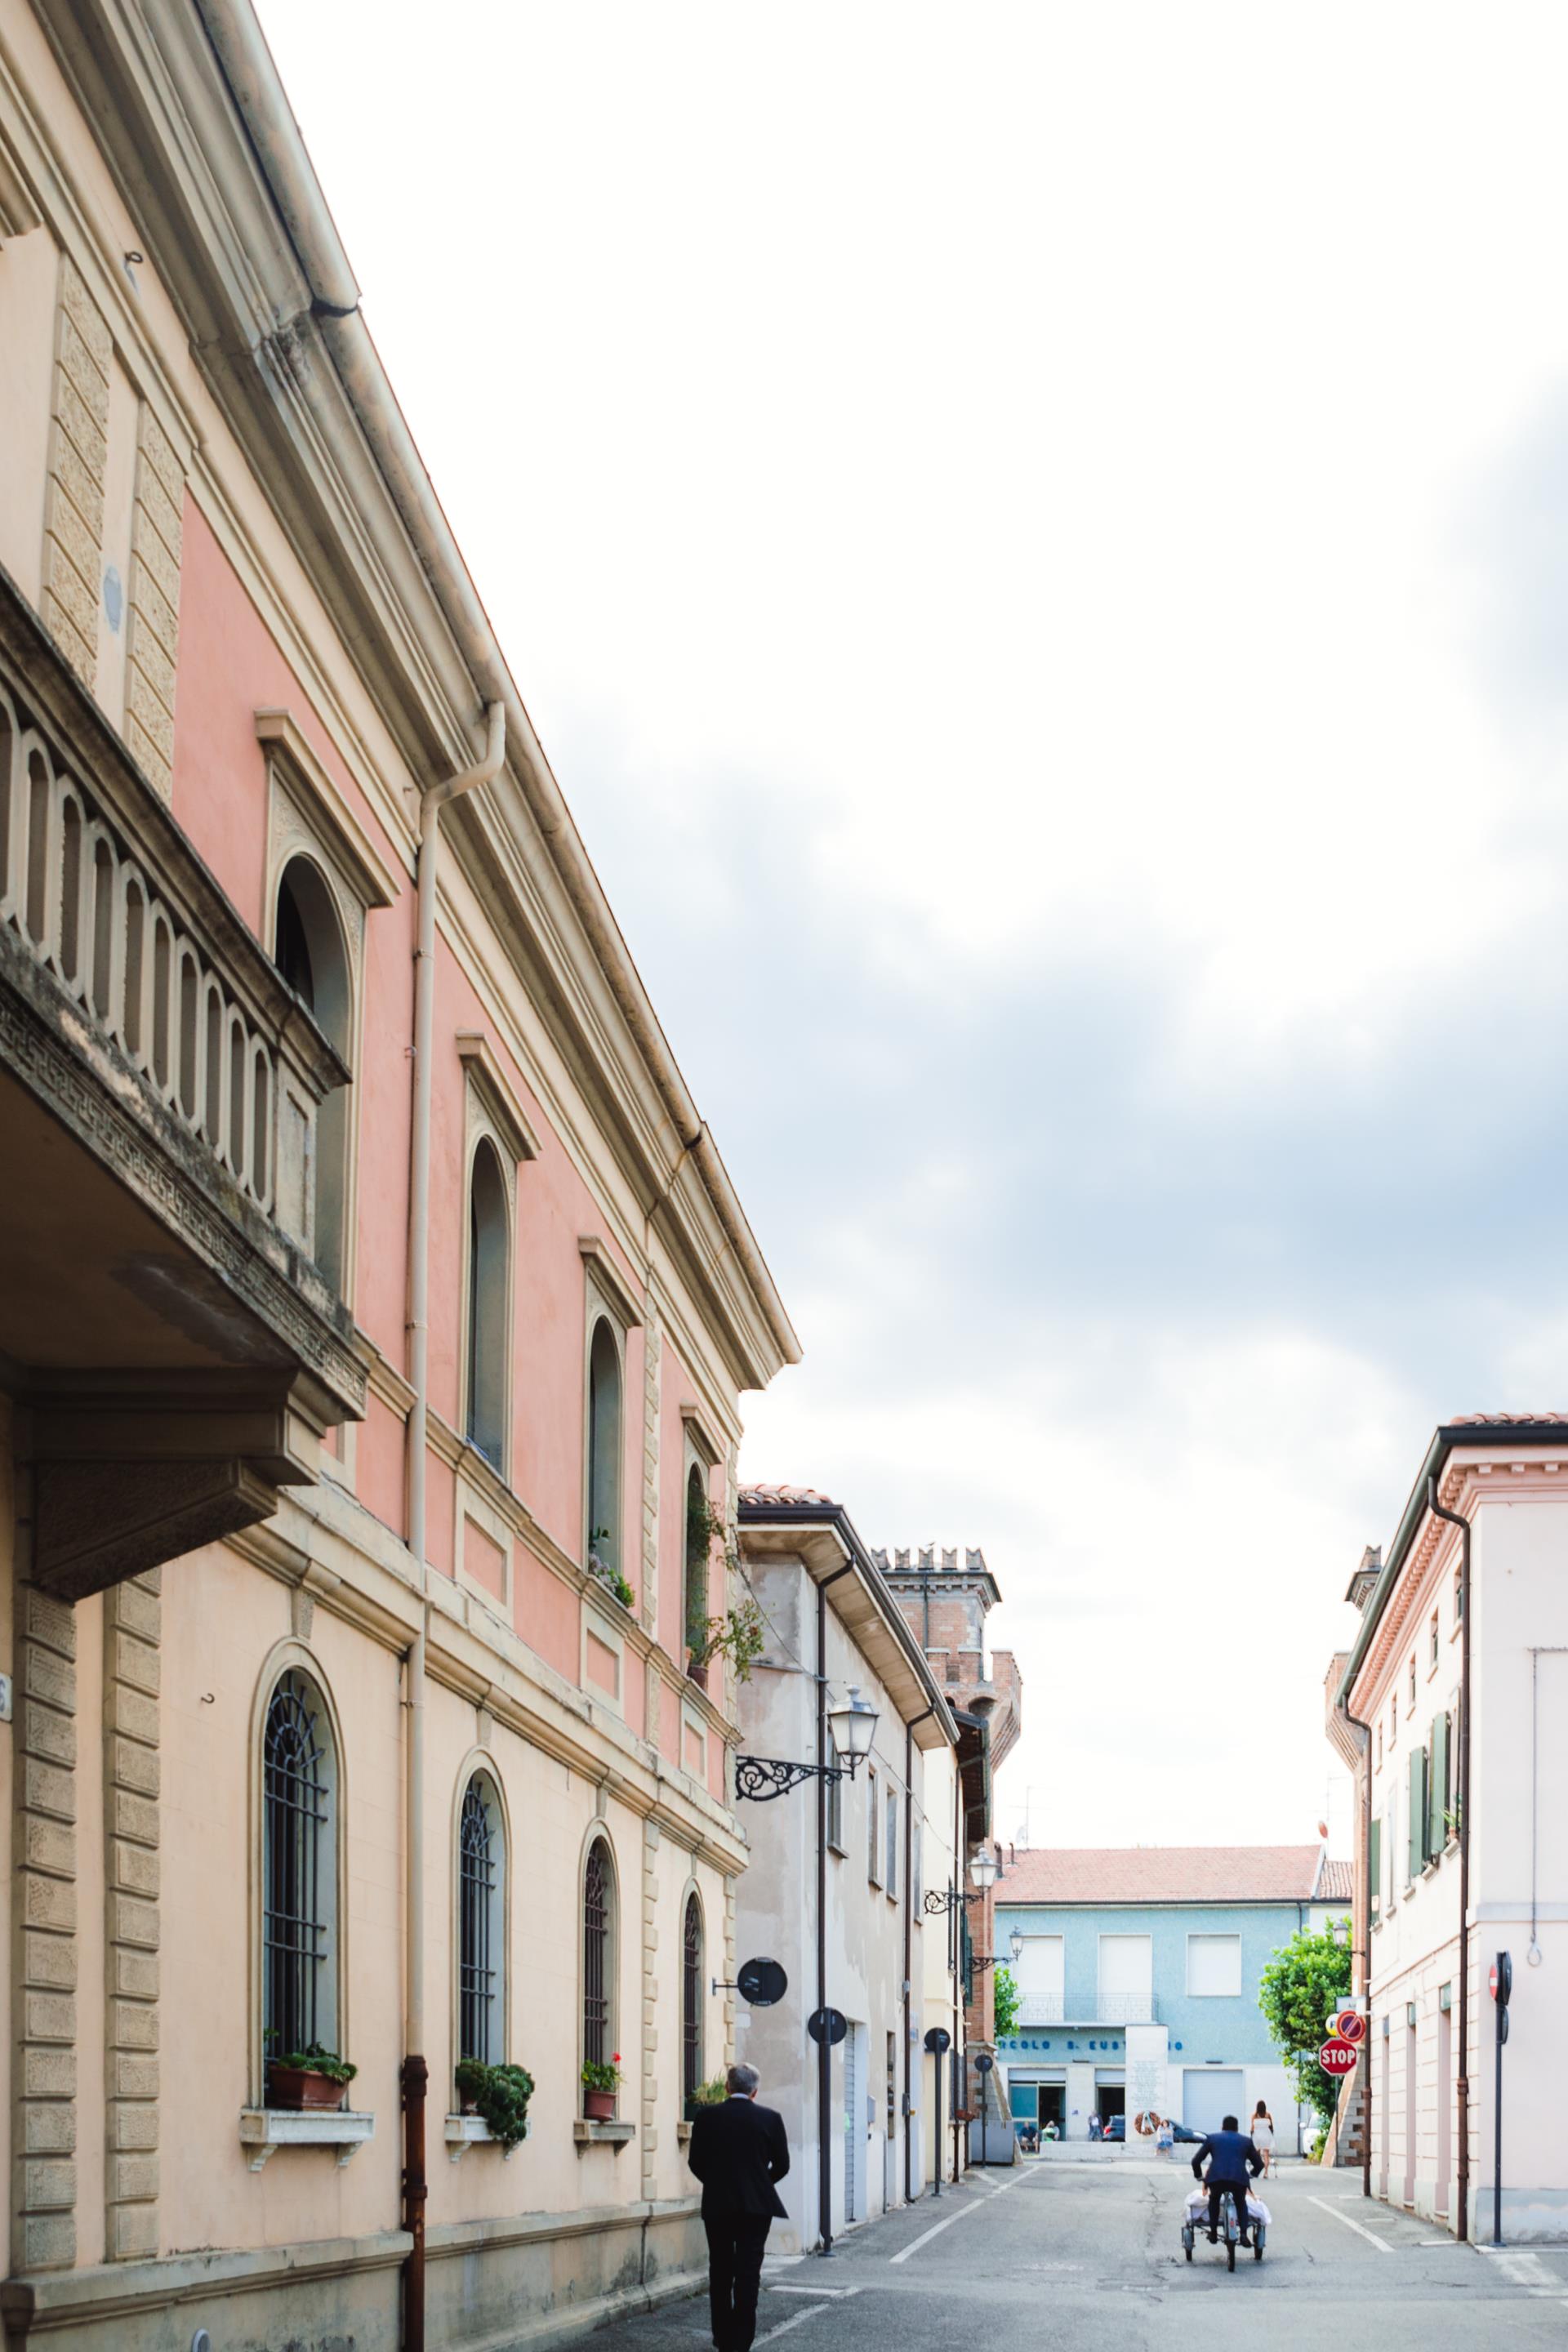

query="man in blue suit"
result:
[1191,2114,1263,2247]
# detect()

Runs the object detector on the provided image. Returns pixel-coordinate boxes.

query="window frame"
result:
[581,1829,619,2116]
[682,1886,704,2105]
[1184,1931,1243,1998]
[885,1780,898,1900]
[461,1132,514,1477]
[259,710,398,1317]
[579,1241,641,1585]
[453,1760,510,2082]
[249,1643,348,2105]
[826,1760,845,1855]
[867,1768,881,1887]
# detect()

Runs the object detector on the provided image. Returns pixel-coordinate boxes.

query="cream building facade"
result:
[0,3,798,2345]
[1334,1414,1568,2243]
[732,1489,960,2249]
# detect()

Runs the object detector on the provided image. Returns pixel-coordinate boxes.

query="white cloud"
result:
[255,0,1568,1843]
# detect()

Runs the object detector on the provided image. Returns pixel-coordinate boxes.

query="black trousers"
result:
[705,2212,773,2352]
[1207,2178,1251,2239]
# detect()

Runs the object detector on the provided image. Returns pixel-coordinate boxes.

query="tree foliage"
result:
[991,1965,1020,2039]
[1257,1920,1352,2122]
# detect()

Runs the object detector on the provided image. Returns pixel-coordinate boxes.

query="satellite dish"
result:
[737,1958,787,2007]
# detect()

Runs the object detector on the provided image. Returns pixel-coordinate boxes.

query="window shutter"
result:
[1369,1817,1382,1918]
[1408,1748,1428,1878]
[1429,1713,1450,1851]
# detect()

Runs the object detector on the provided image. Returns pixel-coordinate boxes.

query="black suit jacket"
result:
[1191,2128,1263,2186]
[687,2096,791,2221]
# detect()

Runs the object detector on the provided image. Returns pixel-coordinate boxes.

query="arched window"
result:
[272,856,351,1294]
[682,1892,703,2102]
[586,1319,622,1573]
[458,1772,505,2065]
[684,1466,709,1686]
[466,1139,509,1469]
[262,1668,338,2057]
[583,1836,615,2108]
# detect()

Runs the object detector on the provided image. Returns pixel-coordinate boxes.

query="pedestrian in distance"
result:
[1087,2110,1102,2142]
[1250,2098,1275,2178]
[686,2062,791,2352]
[1191,2114,1264,2248]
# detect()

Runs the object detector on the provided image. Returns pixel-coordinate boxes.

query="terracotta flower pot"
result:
[267,2063,348,2112]
[583,2087,616,2122]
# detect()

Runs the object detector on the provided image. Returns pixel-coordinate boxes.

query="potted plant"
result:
[684,2074,728,2124]
[587,1531,635,1612]
[265,2040,358,2112]
[454,2060,535,2150]
[581,2054,621,2121]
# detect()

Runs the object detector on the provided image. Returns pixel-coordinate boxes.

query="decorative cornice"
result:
[456,1031,540,1164]
[579,1236,644,1331]
[254,708,403,908]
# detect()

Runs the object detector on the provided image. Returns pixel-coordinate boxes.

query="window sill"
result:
[445,2114,528,2162]
[573,2119,635,2149]
[239,2108,375,2172]
[826,1842,847,1860]
[677,2121,693,2146]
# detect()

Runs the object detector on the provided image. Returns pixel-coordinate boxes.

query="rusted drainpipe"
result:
[1428,1475,1472,2242]
[816,1564,853,2255]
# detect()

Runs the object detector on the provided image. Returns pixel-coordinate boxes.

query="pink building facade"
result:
[0,3,797,2345]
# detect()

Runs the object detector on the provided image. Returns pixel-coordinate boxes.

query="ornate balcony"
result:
[0,569,365,1600]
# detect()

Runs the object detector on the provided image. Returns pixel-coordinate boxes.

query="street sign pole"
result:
[1491,1952,1512,2247]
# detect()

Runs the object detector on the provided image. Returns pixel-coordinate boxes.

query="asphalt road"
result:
[588,2156,1568,2352]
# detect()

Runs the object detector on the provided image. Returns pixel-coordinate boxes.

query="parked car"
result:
[1102,2114,1125,2142]
[1169,2122,1203,2143]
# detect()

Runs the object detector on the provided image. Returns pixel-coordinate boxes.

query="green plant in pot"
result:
[454,2060,535,2150]
[581,2053,621,2120]
[684,2074,728,2123]
[265,2038,357,2112]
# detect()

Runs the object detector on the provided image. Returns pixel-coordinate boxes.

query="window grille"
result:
[263,1672,329,2057]
[459,1777,497,2065]
[683,1893,702,2100]
[584,1840,611,2078]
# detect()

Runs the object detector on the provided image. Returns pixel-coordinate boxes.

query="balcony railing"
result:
[1016,1993,1156,2027]
[0,642,345,1254]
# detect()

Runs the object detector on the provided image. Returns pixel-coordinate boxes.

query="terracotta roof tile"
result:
[1316,1859,1354,1902]
[998,1844,1325,1905]
[737,1481,836,1508]
[1447,1411,1568,1426]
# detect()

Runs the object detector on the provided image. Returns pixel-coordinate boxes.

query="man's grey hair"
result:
[727,2063,760,2096]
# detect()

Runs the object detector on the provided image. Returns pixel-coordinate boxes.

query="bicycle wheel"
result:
[1227,2236,1236,2272]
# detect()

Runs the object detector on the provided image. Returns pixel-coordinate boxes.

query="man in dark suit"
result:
[1191,2114,1263,2247]
[687,2062,791,2352]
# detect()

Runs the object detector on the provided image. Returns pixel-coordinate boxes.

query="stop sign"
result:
[1319,2038,1358,2076]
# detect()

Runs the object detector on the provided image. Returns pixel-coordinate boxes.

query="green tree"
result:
[991,1965,1020,2039]
[1257,1919,1352,2123]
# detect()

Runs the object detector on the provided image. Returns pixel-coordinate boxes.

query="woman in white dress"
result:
[1251,2100,1275,2177]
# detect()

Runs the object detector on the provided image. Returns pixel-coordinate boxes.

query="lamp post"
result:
[734,1685,880,1802]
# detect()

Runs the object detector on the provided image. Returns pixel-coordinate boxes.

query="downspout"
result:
[1428,1475,1472,2243]
[951,1767,961,2183]
[401,702,505,2352]
[1336,1692,1374,2201]
[904,1708,934,2204]
[816,1565,853,2256]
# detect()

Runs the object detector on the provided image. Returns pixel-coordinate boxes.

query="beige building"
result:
[0,2,798,2345]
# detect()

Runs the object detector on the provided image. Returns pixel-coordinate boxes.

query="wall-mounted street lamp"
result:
[735,1686,880,1803]
[924,1848,1003,1916]
[969,1930,1025,1978]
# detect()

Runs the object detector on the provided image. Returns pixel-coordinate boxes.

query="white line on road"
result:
[889,2165,1037,2263]
[768,2285,862,2299]
[1306,2195,1393,2252]
[752,2306,831,2346]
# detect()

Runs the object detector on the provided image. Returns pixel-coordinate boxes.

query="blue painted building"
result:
[991,1844,1351,2148]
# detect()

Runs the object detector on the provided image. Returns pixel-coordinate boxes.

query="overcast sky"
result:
[259,0,1568,1852]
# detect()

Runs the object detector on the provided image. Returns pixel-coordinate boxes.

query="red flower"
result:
[612,2052,621,2065]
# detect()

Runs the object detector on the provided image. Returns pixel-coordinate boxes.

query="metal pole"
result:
[932,2047,942,2198]
[1493,1956,1503,2247]
[815,1565,852,2256]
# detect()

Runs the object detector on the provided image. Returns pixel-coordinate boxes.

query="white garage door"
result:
[1183,2069,1245,2137]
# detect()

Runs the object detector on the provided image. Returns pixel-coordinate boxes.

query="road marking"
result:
[753,2307,831,2345]
[1306,2194,1394,2252]
[768,2285,862,2299]
[889,2165,1036,2263]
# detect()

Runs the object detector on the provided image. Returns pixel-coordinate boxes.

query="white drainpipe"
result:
[405,699,504,2048]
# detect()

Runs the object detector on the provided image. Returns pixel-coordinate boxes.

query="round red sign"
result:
[1332,2008,1367,2047]
[1319,2038,1358,2076]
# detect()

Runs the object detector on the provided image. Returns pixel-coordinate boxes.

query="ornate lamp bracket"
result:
[734,1754,849,1804]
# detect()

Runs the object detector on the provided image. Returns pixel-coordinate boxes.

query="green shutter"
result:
[1409,1748,1428,1877]
[1369,1817,1382,1918]
[1428,1713,1450,1855]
